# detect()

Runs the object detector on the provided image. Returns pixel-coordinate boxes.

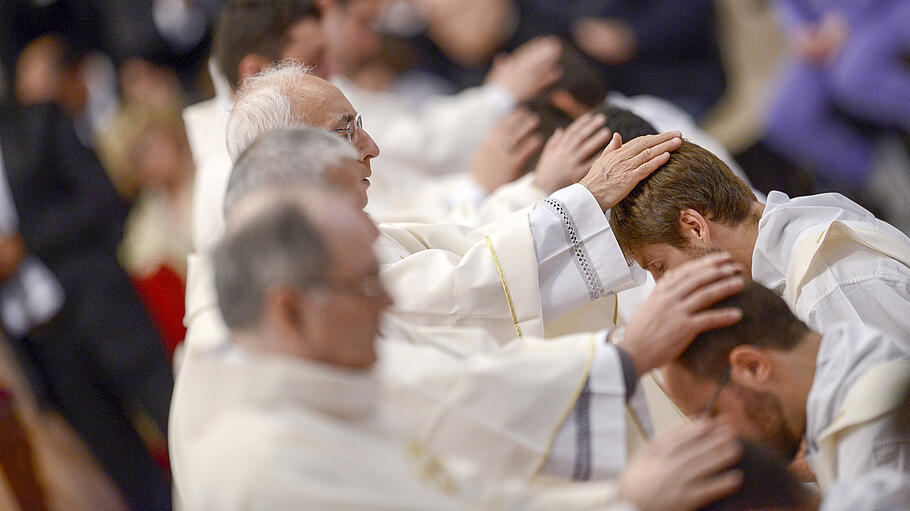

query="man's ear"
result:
[678,209,712,244]
[729,345,772,387]
[263,285,307,336]
[237,54,272,84]
[549,89,591,119]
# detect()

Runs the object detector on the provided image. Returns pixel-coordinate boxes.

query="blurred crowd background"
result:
[0,0,907,509]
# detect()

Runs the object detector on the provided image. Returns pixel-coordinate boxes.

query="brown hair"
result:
[214,0,320,90]
[677,282,808,381]
[609,140,757,259]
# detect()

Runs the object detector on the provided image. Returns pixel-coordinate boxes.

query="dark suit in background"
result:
[0,102,173,511]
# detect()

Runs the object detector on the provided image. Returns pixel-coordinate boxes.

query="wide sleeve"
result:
[379,184,640,343]
[379,332,600,496]
[542,337,629,480]
[530,184,644,323]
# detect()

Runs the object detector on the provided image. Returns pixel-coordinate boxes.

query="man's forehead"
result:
[294,76,355,125]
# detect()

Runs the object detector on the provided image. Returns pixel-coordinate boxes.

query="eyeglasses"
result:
[699,365,731,419]
[314,274,386,299]
[329,113,362,144]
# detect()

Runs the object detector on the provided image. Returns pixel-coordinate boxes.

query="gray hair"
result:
[223,126,358,214]
[225,61,312,161]
[213,190,329,330]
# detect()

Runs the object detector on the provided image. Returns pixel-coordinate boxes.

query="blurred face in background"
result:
[321,0,383,75]
[130,125,193,192]
[281,16,331,79]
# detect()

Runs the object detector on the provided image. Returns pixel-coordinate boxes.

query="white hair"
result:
[223,126,358,215]
[225,61,312,161]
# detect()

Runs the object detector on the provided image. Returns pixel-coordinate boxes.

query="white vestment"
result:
[178,184,661,482]
[183,97,233,254]
[753,191,910,342]
[804,323,910,491]
[820,469,910,511]
[172,340,642,510]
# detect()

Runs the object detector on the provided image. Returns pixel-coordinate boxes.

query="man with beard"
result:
[661,281,910,493]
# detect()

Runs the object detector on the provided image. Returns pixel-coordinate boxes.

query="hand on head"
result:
[619,420,743,511]
[471,108,543,193]
[486,37,563,102]
[578,130,682,211]
[621,253,745,378]
[532,112,612,194]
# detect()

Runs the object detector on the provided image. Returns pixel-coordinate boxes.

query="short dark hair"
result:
[214,199,329,329]
[593,104,658,141]
[699,439,812,511]
[518,102,573,174]
[610,140,758,259]
[676,282,809,381]
[213,0,320,90]
[552,41,610,108]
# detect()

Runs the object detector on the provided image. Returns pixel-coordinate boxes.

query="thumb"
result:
[601,132,622,155]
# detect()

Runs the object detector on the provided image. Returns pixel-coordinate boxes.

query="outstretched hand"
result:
[471,108,543,193]
[533,112,612,194]
[621,253,745,378]
[485,37,563,102]
[578,130,682,211]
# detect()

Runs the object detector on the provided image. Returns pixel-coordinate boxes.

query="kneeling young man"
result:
[663,281,910,492]
[610,140,910,341]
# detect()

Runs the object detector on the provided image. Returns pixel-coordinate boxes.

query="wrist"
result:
[618,334,651,380]
[577,178,608,211]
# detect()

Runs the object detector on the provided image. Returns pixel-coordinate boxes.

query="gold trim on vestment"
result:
[532,334,597,477]
[484,236,523,338]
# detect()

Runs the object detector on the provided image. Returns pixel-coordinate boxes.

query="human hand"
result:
[0,234,27,281]
[572,17,637,65]
[471,109,543,193]
[621,253,745,378]
[619,420,743,511]
[578,130,681,211]
[532,112,612,194]
[485,37,562,102]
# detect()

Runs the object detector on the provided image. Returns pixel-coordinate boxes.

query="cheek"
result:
[325,168,362,191]
[717,409,765,441]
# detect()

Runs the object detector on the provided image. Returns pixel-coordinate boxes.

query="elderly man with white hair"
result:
[172,172,748,509]
[187,63,685,355]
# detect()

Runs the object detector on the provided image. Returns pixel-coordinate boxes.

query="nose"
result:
[358,129,380,161]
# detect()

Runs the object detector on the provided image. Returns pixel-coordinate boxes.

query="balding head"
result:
[214,182,386,368]
[225,61,379,165]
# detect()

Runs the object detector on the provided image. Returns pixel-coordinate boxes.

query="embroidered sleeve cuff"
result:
[530,184,640,322]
